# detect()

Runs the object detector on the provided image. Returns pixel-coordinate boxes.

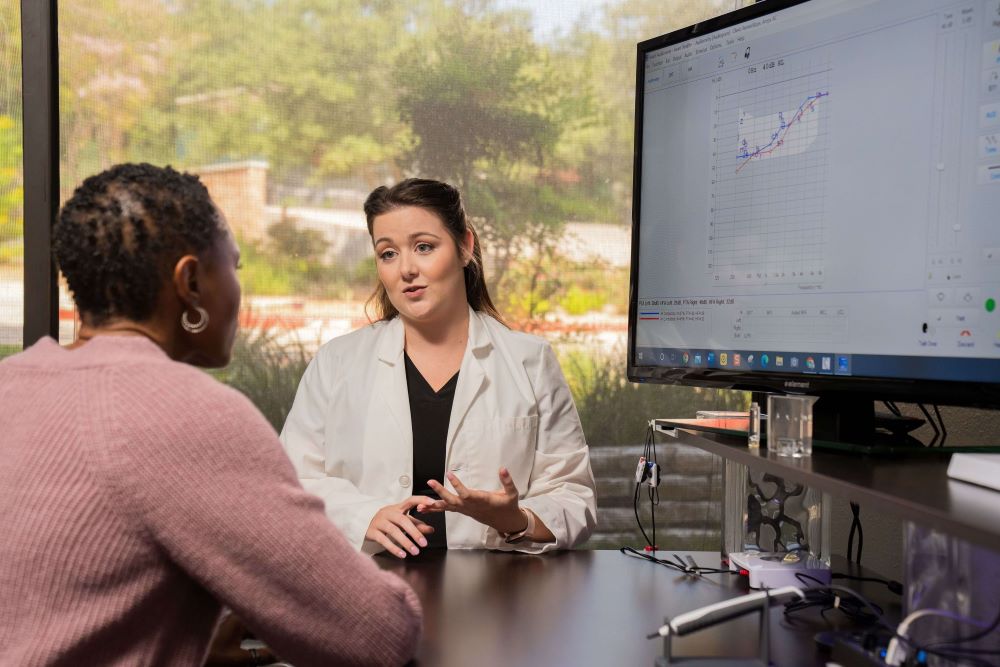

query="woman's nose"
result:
[399,252,418,278]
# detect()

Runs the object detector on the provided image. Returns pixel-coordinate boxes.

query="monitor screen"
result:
[628,0,1000,410]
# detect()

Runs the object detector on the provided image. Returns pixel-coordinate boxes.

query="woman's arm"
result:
[503,342,597,552]
[280,351,387,551]
[421,340,597,553]
[281,350,435,556]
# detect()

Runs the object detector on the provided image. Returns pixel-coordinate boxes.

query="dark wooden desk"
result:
[375,549,896,667]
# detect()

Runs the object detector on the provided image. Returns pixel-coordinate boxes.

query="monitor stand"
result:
[803,394,997,455]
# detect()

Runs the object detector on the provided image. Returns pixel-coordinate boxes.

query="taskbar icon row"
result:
[636,348,852,375]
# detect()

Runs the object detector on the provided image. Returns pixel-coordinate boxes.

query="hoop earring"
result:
[181,306,209,334]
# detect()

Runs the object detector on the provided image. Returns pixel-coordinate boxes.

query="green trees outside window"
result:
[1,0,749,547]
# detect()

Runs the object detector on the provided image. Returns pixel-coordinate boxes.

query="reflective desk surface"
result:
[375,549,897,667]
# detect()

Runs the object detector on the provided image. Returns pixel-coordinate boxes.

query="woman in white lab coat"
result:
[280,178,596,557]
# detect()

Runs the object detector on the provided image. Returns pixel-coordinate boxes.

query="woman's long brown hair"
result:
[363,178,504,324]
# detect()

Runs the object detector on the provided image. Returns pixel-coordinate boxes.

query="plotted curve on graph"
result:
[736,91,828,173]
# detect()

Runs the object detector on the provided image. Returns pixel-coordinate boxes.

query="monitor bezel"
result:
[626,0,1000,410]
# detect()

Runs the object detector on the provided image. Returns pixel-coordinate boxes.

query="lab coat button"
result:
[399,475,411,488]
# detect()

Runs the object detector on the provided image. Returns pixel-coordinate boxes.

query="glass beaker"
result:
[767,395,817,457]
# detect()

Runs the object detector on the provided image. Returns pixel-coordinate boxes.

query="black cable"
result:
[933,403,947,447]
[633,479,653,548]
[793,571,999,667]
[925,604,1000,650]
[634,422,660,551]
[633,423,652,549]
[918,403,940,447]
[620,546,738,576]
[830,573,903,595]
[853,503,863,564]
[784,576,885,626]
[847,513,856,563]
[847,502,862,563]
[650,424,659,551]
[650,484,656,553]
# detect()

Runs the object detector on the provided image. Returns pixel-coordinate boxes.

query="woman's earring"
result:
[181,306,209,334]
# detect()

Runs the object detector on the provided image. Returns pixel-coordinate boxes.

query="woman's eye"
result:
[416,243,434,253]
[379,249,397,261]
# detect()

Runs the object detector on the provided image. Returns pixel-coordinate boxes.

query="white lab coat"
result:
[280,308,597,554]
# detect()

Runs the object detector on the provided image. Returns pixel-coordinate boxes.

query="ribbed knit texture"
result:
[0,336,421,667]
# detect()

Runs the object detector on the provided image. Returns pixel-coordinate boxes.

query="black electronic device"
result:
[628,0,1000,447]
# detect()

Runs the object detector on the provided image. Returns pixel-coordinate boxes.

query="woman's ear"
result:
[172,254,201,306]
[461,228,474,266]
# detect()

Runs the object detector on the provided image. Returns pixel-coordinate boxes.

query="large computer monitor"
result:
[628,0,1000,443]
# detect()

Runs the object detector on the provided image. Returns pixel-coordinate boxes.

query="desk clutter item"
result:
[654,587,805,667]
[726,550,831,590]
[766,395,817,458]
[722,463,831,567]
[946,452,1000,492]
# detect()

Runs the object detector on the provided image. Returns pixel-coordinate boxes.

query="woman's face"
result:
[372,206,472,326]
[187,222,242,367]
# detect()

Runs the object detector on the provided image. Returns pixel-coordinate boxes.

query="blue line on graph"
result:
[736,91,828,166]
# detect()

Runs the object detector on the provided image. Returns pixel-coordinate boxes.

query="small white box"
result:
[947,453,1000,492]
[728,551,831,590]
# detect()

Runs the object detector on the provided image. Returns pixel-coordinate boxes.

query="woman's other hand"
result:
[365,496,436,558]
[421,468,540,536]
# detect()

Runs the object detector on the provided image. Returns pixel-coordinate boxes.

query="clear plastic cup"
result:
[767,395,817,457]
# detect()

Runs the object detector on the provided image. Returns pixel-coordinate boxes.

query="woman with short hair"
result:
[0,163,421,666]
[281,178,597,558]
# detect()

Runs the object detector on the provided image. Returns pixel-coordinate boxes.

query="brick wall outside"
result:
[194,161,269,241]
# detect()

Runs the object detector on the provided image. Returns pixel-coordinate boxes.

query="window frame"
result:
[19,0,59,346]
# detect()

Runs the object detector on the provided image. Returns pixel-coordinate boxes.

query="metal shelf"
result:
[655,422,1000,553]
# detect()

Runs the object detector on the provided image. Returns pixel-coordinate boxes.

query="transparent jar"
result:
[722,462,830,565]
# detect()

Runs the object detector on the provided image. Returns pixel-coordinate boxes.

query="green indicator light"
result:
[987,298,997,313]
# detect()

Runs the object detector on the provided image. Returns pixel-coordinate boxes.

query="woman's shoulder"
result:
[478,313,552,357]
[138,354,261,415]
[93,351,274,449]
[312,318,395,362]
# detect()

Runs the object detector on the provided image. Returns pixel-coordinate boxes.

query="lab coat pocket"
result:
[492,415,539,494]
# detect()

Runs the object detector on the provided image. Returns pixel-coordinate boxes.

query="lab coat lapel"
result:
[446,310,492,454]
[375,318,412,447]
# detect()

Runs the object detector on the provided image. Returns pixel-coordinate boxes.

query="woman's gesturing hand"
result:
[420,468,528,535]
[365,496,437,558]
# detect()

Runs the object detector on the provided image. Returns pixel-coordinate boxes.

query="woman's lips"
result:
[403,286,426,298]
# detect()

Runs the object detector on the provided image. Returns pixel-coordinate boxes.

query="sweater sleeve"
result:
[99,367,421,667]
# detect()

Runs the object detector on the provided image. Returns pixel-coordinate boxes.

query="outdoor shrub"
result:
[558,346,748,445]
[212,328,311,432]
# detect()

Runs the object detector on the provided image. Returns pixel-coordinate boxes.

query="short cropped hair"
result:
[54,163,222,324]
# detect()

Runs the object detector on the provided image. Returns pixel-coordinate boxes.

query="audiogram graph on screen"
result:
[736,91,829,173]
[708,58,831,286]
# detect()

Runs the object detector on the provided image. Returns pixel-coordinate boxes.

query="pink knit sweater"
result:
[0,336,421,666]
